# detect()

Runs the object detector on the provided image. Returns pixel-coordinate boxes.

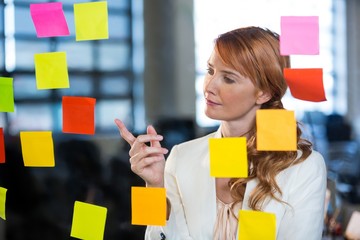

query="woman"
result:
[115,26,327,240]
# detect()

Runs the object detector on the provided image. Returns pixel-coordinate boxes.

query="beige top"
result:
[213,198,242,240]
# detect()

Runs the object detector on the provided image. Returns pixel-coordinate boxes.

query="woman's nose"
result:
[204,75,217,94]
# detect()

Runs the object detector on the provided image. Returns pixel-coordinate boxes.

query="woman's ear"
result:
[256,90,272,105]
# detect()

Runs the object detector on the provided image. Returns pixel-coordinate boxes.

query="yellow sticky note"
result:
[71,201,107,240]
[34,52,69,89]
[20,131,55,167]
[238,210,276,240]
[256,109,297,151]
[209,138,248,178]
[0,187,7,220]
[0,77,15,112]
[74,1,109,41]
[131,187,166,226]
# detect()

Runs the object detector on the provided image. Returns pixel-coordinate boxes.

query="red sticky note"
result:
[62,96,96,135]
[280,16,319,55]
[30,2,70,38]
[0,128,5,163]
[284,68,326,102]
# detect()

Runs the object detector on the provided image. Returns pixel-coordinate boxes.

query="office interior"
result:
[0,0,359,239]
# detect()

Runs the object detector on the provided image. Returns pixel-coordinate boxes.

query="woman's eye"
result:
[224,77,235,83]
[206,68,214,75]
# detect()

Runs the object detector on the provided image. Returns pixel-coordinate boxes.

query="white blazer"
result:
[146,128,327,240]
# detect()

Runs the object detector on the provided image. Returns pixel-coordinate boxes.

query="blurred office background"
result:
[0,0,359,239]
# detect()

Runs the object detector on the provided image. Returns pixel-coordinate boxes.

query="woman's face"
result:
[203,50,268,123]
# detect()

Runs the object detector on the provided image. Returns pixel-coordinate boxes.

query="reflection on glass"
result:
[98,43,129,71]
[58,41,93,70]
[14,5,36,35]
[108,15,129,39]
[57,76,93,97]
[15,40,50,70]
[100,76,130,96]
[97,99,132,130]
[13,74,51,99]
[8,103,53,135]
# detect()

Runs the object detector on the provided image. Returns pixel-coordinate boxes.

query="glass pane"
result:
[15,39,50,70]
[8,103,53,134]
[97,99,132,130]
[107,0,129,9]
[0,113,5,129]
[13,74,51,99]
[98,43,130,71]
[63,9,75,38]
[0,4,3,32]
[57,75,93,97]
[100,76,130,96]
[0,39,4,70]
[14,6,36,35]
[108,14,130,39]
[58,41,93,70]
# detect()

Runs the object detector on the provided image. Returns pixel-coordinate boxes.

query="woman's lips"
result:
[205,99,221,106]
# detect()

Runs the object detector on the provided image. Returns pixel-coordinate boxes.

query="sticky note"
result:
[0,128,5,163]
[71,201,107,240]
[209,138,248,178]
[0,77,15,112]
[74,1,109,41]
[20,131,55,167]
[0,187,6,220]
[284,68,326,102]
[238,210,276,240]
[34,52,69,89]
[280,16,319,55]
[131,187,166,226]
[62,96,96,135]
[256,110,297,151]
[30,2,70,38]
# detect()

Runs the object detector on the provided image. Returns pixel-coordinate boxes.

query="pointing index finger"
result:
[114,119,136,145]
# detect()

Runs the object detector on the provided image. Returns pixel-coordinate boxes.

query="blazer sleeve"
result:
[277,151,327,240]
[145,145,194,240]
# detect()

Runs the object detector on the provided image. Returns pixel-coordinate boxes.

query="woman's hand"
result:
[114,119,168,188]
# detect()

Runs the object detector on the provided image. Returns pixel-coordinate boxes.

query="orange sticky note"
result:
[71,201,107,240]
[256,110,297,151]
[209,138,248,178]
[284,68,326,102]
[34,52,69,89]
[74,1,109,41]
[0,77,15,112]
[238,210,276,240]
[131,187,166,226]
[20,131,55,167]
[0,187,7,220]
[62,96,96,135]
[0,128,5,163]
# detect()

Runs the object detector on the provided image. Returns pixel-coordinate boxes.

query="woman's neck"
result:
[220,121,253,138]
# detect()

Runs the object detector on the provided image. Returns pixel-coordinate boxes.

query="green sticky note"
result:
[0,77,15,112]
[238,210,276,240]
[209,138,248,178]
[74,1,109,41]
[0,187,7,220]
[20,131,55,167]
[131,187,167,226]
[71,201,107,240]
[256,109,297,151]
[34,52,69,89]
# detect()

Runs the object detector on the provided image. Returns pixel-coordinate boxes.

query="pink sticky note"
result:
[280,16,319,55]
[30,2,70,38]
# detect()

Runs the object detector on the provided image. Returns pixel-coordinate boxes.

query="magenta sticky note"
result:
[30,2,70,38]
[280,16,319,55]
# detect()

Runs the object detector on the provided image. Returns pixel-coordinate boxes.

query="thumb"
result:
[147,125,162,148]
